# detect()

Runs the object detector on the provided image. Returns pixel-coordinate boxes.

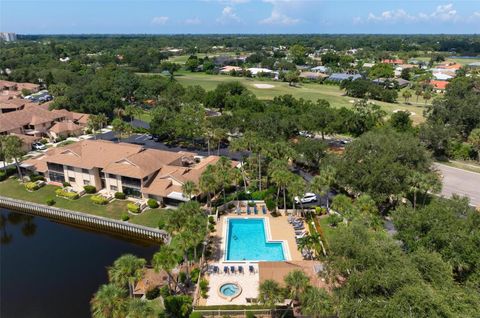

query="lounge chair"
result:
[224,266,229,274]
[254,205,258,215]
[238,266,244,274]
[296,232,307,239]
[236,207,241,215]
[213,266,219,274]
[247,206,251,215]
[262,206,267,215]
[294,225,305,231]
[249,265,255,274]
[230,266,236,274]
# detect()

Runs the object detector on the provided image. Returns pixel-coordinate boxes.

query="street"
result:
[435,163,480,207]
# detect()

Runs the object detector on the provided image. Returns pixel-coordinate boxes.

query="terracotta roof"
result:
[51,109,90,125]
[0,105,64,133]
[431,80,449,90]
[21,147,63,173]
[382,59,404,64]
[49,121,83,134]
[10,133,40,144]
[0,97,28,109]
[133,268,169,296]
[437,62,462,70]
[258,261,329,289]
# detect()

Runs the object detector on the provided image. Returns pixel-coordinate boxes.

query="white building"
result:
[0,32,17,42]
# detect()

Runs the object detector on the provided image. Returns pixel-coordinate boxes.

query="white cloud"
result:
[259,0,302,25]
[151,16,169,25]
[364,3,461,24]
[217,6,242,24]
[184,17,202,25]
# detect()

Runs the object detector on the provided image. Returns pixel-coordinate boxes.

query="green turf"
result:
[139,71,428,123]
[0,178,167,228]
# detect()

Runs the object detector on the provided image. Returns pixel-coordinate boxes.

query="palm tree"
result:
[90,283,127,318]
[2,135,26,180]
[300,287,334,318]
[181,180,198,201]
[126,298,155,318]
[152,245,181,294]
[420,171,442,206]
[214,156,234,203]
[199,166,219,213]
[311,166,337,212]
[108,254,146,297]
[258,279,285,307]
[402,90,412,103]
[423,90,432,105]
[124,105,141,123]
[270,167,293,214]
[284,270,310,305]
[287,175,305,215]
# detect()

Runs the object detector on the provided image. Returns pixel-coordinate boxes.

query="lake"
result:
[0,208,158,318]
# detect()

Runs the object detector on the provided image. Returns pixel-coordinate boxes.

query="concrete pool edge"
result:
[221,216,291,263]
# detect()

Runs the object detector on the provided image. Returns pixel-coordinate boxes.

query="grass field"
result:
[0,178,167,228]
[140,70,429,123]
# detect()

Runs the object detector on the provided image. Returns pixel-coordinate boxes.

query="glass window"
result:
[110,185,118,191]
[69,177,75,182]
[82,169,89,174]
[84,180,90,185]
[67,166,74,171]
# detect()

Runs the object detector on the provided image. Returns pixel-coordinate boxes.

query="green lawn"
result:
[0,178,168,228]
[318,216,338,245]
[139,71,427,124]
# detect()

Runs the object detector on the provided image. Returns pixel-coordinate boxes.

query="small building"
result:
[327,73,362,82]
[299,72,329,81]
[49,121,84,140]
[431,80,449,93]
[382,59,405,65]
[310,66,330,73]
[0,97,31,114]
[432,72,454,81]
[219,66,243,74]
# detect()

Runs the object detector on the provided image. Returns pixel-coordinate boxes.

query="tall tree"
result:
[108,254,146,297]
[181,180,198,201]
[2,135,26,180]
[90,284,127,318]
[300,287,334,318]
[258,279,285,307]
[284,270,310,305]
[152,245,181,294]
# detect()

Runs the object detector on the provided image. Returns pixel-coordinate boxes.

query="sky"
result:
[1,0,479,34]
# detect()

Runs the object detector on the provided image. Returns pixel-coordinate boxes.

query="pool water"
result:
[226,218,286,261]
[220,283,239,297]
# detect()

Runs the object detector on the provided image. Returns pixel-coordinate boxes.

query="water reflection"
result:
[0,212,37,245]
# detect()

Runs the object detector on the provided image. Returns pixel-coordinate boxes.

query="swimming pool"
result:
[225,218,286,261]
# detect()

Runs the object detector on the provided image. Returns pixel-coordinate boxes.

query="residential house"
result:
[310,66,330,73]
[432,72,454,81]
[327,73,362,82]
[0,80,40,96]
[219,66,243,74]
[21,140,234,205]
[0,96,33,113]
[299,72,329,81]
[431,80,449,93]
[382,59,405,65]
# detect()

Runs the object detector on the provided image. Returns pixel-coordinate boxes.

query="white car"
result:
[294,193,317,204]
[32,143,46,151]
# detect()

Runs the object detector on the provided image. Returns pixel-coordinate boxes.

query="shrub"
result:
[114,192,126,199]
[265,197,276,211]
[189,313,203,318]
[121,213,130,221]
[160,285,171,299]
[29,174,45,182]
[90,195,109,205]
[62,182,71,187]
[25,182,40,191]
[146,287,160,300]
[328,213,343,227]
[46,198,56,206]
[190,268,200,283]
[55,188,79,200]
[315,206,327,215]
[158,219,166,229]
[208,216,215,225]
[0,171,6,181]
[164,295,192,318]
[208,223,215,232]
[127,202,141,213]
[179,272,187,284]
[40,138,48,144]
[147,198,159,209]
[199,279,209,298]
[246,313,256,318]
[0,167,17,181]
[247,201,256,207]
[83,185,97,194]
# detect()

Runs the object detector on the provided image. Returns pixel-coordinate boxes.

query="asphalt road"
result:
[435,163,480,207]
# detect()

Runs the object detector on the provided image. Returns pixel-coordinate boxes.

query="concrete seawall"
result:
[0,196,169,244]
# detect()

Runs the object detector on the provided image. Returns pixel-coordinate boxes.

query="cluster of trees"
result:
[340,79,398,103]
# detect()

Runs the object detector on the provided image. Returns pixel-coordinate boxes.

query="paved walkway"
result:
[435,163,480,207]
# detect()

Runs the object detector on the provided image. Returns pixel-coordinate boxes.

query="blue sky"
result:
[1,0,479,34]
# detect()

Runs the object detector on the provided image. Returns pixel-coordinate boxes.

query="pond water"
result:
[0,208,158,318]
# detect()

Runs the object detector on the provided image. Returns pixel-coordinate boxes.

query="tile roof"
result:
[0,105,64,133]
[431,80,449,90]
[49,121,83,134]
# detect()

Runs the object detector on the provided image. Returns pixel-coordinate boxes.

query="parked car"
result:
[299,131,314,138]
[294,193,317,204]
[32,143,46,151]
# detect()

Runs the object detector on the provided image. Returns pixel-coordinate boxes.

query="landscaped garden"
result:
[0,178,168,229]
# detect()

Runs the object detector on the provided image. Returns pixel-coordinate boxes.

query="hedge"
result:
[83,185,97,194]
[90,195,109,205]
[25,182,40,191]
[147,198,159,208]
[55,188,79,200]
[114,192,126,199]
[127,202,141,213]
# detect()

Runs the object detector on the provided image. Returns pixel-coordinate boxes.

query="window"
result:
[67,166,74,171]
[82,168,89,174]
[110,185,118,191]
[84,180,90,185]
[108,173,116,179]
[69,177,75,182]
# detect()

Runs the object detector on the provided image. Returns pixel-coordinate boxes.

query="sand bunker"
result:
[393,109,416,116]
[253,84,275,89]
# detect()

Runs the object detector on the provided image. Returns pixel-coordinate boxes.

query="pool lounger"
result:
[262,206,267,214]
[254,206,258,214]
[224,266,229,274]
[249,265,255,274]
[213,266,219,274]
[247,206,251,215]
[238,266,244,274]
[230,266,236,273]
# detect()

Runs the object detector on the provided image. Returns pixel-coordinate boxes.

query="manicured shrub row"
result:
[55,188,79,200]
[127,202,141,213]
[24,182,40,191]
[90,195,109,205]
[83,185,97,194]
[147,198,159,208]
[114,192,126,199]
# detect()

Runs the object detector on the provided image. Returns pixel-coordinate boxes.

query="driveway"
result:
[435,163,480,207]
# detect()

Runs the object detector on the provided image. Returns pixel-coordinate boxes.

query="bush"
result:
[0,167,17,181]
[121,213,130,221]
[247,201,256,207]
[90,195,109,205]
[0,171,6,181]
[208,216,215,225]
[190,268,200,283]
[189,313,203,318]
[315,206,327,215]
[160,285,171,299]
[246,313,256,318]
[147,198,159,208]
[265,197,277,211]
[83,185,97,194]
[40,138,48,144]
[62,182,71,187]
[46,198,56,206]
[55,188,79,200]
[146,287,160,300]
[29,174,45,182]
[208,223,215,232]
[127,202,141,213]
[199,279,209,298]
[25,182,40,191]
[328,213,343,227]
[114,192,126,199]
[164,295,192,318]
